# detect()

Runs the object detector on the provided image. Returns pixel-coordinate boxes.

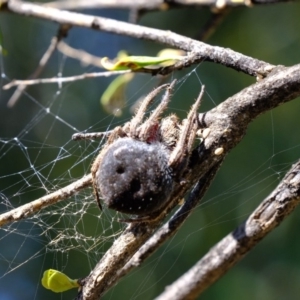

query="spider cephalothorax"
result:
[85,80,205,221]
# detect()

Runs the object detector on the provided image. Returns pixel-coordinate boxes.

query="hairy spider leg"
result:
[186,85,205,150]
[168,85,205,171]
[139,79,177,141]
[144,79,177,125]
[129,83,170,137]
[91,154,104,210]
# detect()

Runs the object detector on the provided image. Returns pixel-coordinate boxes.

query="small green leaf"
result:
[41,269,79,293]
[101,73,134,116]
[101,54,184,71]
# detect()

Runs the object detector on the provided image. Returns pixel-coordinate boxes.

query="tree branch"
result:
[41,0,292,11]
[155,159,300,299]
[0,174,92,227]
[1,0,274,77]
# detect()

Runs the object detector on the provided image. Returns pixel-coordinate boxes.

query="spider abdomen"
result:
[97,137,173,215]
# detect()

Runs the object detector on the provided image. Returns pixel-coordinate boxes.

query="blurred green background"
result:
[1,1,300,300]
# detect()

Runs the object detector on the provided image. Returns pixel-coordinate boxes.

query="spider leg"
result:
[129,82,170,137]
[94,183,102,210]
[144,79,176,125]
[169,85,205,173]
[118,210,166,223]
[91,153,103,210]
[138,79,177,141]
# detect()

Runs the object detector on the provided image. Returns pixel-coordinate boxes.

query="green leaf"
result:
[101,73,134,116]
[101,54,184,71]
[41,269,79,293]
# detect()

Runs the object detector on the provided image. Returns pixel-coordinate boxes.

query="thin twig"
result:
[43,0,166,10]
[6,24,70,107]
[72,131,113,141]
[0,174,92,227]
[57,41,104,68]
[2,70,130,89]
[155,159,300,300]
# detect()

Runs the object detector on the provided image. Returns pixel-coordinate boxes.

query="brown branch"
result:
[42,0,167,10]
[0,174,92,227]
[155,159,300,299]
[1,0,274,77]
[72,131,113,141]
[198,65,300,165]
[41,0,292,10]
[57,41,104,68]
[78,64,300,299]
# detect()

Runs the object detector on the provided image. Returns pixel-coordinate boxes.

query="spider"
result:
[73,80,205,222]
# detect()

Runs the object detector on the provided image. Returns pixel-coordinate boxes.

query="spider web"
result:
[1,9,300,300]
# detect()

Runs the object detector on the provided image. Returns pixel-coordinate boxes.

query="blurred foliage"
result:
[1,2,300,300]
